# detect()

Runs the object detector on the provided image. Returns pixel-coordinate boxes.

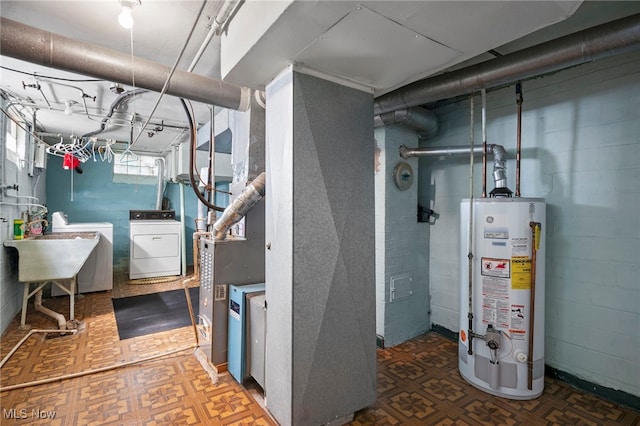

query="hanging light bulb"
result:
[118,5,134,28]
[118,1,140,29]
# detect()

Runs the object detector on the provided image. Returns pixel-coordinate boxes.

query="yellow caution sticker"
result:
[511,257,531,290]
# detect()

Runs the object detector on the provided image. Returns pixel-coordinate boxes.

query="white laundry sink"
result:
[4,232,100,282]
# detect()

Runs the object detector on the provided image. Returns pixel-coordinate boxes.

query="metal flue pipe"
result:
[400,145,484,157]
[374,107,438,138]
[400,144,510,191]
[213,172,266,240]
[374,13,640,115]
[0,17,251,112]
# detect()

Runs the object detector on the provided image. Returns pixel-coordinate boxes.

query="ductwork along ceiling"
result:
[1,1,640,154]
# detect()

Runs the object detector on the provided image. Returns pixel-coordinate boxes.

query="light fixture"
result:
[118,0,140,29]
[63,100,76,115]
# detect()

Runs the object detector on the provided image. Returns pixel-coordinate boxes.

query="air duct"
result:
[400,144,511,195]
[374,107,438,138]
[0,17,251,112]
[81,88,147,140]
[375,13,640,115]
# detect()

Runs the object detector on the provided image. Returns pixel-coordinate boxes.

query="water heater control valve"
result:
[485,324,502,350]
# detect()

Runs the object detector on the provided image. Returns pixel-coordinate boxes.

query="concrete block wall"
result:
[375,125,430,347]
[1,113,47,333]
[46,156,157,270]
[419,51,640,396]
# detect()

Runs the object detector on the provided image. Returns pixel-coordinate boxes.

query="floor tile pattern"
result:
[349,333,640,425]
[1,277,638,425]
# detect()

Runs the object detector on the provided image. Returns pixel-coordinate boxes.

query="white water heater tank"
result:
[459,198,545,399]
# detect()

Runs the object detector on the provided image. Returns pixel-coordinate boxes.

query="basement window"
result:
[4,115,27,167]
[113,152,159,184]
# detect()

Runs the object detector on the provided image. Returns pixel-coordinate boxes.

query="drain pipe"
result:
[374,13,640,115]
[34,289,66,330]
[0,17,251,112]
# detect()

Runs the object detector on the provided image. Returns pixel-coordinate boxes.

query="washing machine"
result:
[51,211,113,295]
[129,210,181,279]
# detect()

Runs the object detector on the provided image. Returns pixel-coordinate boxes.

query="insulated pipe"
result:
[213,172,266,240]
[0,17,251,112]
[374,107,438,138]
[374,13,640,115]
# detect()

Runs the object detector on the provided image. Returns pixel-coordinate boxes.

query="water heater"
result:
[459,198,545,399]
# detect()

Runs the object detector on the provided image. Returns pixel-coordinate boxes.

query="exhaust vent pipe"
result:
[400,144,512,196]
[155,158,165,210]
[213,172,266,240]
[374,107,438,138]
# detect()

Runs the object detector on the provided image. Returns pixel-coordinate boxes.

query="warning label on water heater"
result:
[481,258,510,278]
[511,257,532,290]
[509,304,526,341]
[482,276,510,328]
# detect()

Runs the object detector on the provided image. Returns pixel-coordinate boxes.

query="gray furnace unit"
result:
[198,199,265,370]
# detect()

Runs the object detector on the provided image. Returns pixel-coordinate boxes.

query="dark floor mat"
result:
[112,287,199,340]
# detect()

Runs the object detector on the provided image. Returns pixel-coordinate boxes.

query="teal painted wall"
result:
[45,157,229,271]
[46,155,155,270]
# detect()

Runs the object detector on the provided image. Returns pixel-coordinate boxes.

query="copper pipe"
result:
[515,82,523,197]
[527,221,541,390]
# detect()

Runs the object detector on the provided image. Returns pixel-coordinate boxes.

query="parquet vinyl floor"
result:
[1,275,637,425]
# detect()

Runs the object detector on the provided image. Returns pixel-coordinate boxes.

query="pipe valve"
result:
[485,324,501,350]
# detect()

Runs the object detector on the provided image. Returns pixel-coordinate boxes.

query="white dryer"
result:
[51,211,114,295]
[129,210,181,279]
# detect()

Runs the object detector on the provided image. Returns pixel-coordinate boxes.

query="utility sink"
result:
[4,232,100,283]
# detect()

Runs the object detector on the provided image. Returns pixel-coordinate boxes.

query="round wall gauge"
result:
[393,162,413,190]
